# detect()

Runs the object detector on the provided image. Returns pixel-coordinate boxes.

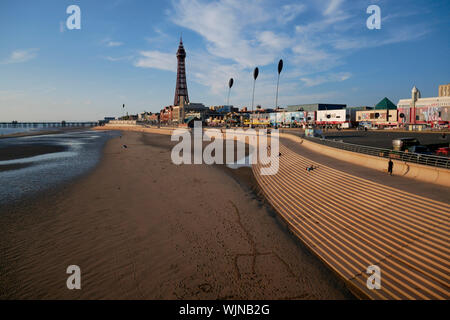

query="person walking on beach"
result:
[388,159,394,176]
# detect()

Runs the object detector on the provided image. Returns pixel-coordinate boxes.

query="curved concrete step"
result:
[252,143,450,300]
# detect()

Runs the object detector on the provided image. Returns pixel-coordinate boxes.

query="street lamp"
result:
[227,78,234,106]
[251,67,259,127]
[251,67,259,113]
[275,59,283,110]
[276,59,284,128]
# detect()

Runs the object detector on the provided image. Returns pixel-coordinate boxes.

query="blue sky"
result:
[0,0,449,121]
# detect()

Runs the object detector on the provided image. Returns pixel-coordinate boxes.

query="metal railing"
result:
[303,136,450,169]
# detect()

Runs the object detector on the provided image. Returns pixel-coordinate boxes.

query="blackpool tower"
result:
[174,37,189,106]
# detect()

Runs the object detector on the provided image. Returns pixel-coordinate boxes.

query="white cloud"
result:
[301,72,351,87]
[106,41,123,47]
[332,26,429,50]
[134,51,177,72]
[295,11,351,35]
[100,38,124,47]
[292,45,331,63]
[2,48,39,64]
[146,28,174,45]
[258,31,291,50]
[169,0,279,68]
[131,0,433,108]
[279,4,306,23]
[104,55,134,62]
[323,0,344,16]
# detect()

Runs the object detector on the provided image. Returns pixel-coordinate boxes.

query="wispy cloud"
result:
[134,51,177,72]
[1,48,39,64]
[257,31,292,50]
[101,38,124,47]
[104,55,134,62]
[301,72,351,87]
[278,3,306,23]
[323,0,344,16]
[146,28,174,45]
[168,0,280,67]
[106,41,123,47]
[133,0,434,107]
[331,26,430,50]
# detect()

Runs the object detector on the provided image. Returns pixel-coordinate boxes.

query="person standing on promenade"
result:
[388,159,394,176]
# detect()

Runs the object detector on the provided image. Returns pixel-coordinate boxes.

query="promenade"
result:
[98,125,449,299]
[253,138,450,299]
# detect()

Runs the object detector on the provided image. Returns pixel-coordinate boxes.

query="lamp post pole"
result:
[276,59,284,128]
[275,59,283,110]
[227,78,233,106]
[251,67,259,127]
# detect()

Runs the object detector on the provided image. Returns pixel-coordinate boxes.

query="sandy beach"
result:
[0,130,352,299]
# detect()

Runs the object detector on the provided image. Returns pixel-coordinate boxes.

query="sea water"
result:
[0,130,119,206]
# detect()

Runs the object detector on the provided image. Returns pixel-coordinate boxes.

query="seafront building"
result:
[355,98,398,127]
[397,85,450,125]
[286,103,346,112]
[439,83,450,97]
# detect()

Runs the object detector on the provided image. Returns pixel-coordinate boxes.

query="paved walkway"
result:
[280,137,450,204]
[252,140,450,299]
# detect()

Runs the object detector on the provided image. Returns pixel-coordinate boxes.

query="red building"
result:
[160,106,173,123]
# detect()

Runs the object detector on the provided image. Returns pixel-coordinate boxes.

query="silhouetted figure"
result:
[388,159,393,176]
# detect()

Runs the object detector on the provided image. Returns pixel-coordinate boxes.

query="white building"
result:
[316,109,347,124]
[397,86,450,124]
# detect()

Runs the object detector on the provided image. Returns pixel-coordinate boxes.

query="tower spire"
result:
[174,37,189,106]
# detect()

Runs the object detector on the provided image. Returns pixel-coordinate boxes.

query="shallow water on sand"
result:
[0,130,119,206]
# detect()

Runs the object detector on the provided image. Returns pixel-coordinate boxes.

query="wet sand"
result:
[0,131,353,299]
[0,144,68,161]
[0,143,67,172]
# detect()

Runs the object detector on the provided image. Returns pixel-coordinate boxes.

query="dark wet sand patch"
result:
[0,144,68,161]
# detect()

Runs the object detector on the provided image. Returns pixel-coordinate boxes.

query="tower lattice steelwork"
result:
[174,38,189,106]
